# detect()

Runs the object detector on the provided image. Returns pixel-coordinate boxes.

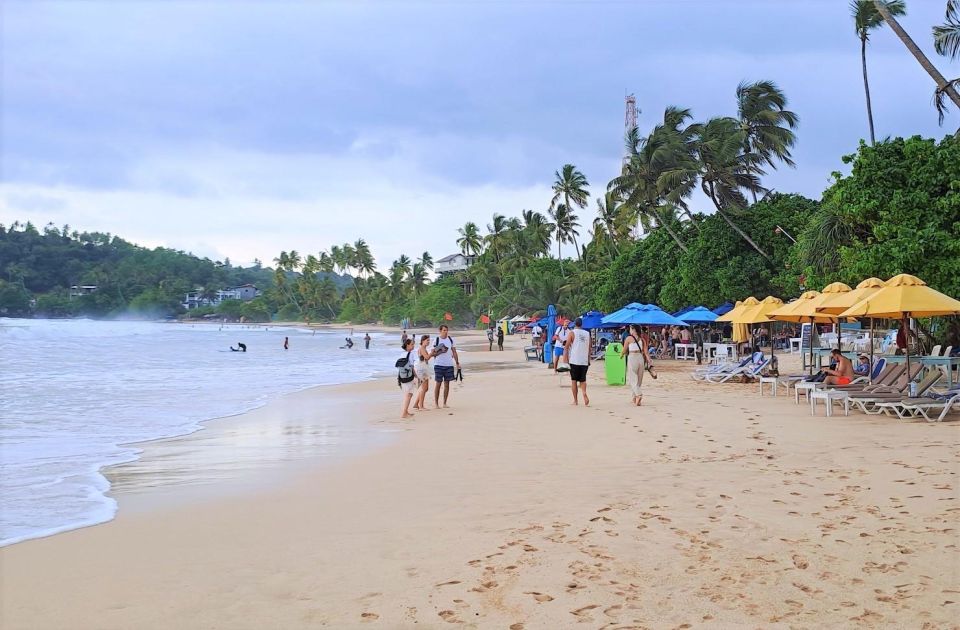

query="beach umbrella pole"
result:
[869,318,875,384]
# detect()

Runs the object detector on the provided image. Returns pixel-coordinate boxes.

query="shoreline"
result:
[2,336,957,628]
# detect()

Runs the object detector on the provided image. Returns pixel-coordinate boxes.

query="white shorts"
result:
[400,380,416,394]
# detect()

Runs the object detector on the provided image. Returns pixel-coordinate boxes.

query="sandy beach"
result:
[2,331,958,629]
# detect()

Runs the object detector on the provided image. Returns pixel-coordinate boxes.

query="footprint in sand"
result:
[792,554,809,569]
[471,580,498,593]
[509,624,524,630]
[570,604,600,622]
[438,610,461,623]
[524,591,555,603]
[435,580,461,587]
[361,612,379,621]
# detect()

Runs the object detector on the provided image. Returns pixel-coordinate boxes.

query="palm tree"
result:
[418,251,433,271]
[593,191,627,257]
[330,245,347,275]
[395,254,412,279]
[691,117,772,260]
[456,222,482,256]
[409,262,428,297]
[872,0,960,119]
[353,239,375,278]
[549,165,589,260]
[852,1,906,144]
[548,203,581,261]
[317,251,334,274]
[735,80,798,200]
[521,210,554,257]
[935,1,960,59]
[485,213,509,262]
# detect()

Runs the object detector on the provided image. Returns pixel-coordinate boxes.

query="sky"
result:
[1,0,957,271]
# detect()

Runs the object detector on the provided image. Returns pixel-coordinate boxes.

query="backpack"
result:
[395,352,416,385]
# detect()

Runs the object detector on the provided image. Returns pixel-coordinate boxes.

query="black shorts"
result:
[569,364,589,382]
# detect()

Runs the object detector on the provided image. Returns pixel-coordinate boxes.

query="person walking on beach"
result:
[433,324,460,408]
[564,317,591,406]
[487,327,495,351]
[283,336,289,350]
[413,334,432,411]
[397,338,417,418]
[496,326,504,351]
[364,333,371,349]
[622,324,653,406]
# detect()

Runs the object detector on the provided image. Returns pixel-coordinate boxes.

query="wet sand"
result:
[2,333,958,629]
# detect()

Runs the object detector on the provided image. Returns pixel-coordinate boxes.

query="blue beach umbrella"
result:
[601,303,687,327]
[579,310,606,330]
[712,302,735,316]
[680,306,719,324]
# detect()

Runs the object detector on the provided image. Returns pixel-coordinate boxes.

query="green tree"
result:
[736,79,799,200]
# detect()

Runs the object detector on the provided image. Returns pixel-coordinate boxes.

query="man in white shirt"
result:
[564,317,591,406]
[432,324,461,408]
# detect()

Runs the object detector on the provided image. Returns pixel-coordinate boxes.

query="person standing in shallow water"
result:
[364,333,371,350]
[283,336,289,350]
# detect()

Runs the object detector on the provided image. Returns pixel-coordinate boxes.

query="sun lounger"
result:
[845,367,938,415]
[896,392,960,422]
[691,356,752,381]
[704,358,769,384]
[875,384,960,420]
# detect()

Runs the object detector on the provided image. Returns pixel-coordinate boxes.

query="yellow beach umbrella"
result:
[838,274,960,383]
[838,274,960,319]
[816,277,886,315]
[736,296,785,356]
[716,297,759,323]
[816,278,885,375]
[737,295,785,325]
[767,291,831,322]
[768,291,833,373]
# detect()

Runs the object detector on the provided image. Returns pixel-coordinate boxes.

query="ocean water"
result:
[0,318,396,546]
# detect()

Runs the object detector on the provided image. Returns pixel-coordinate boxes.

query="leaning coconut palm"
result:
[851,0,906,144]
[735,80,798,200]
[609,111,692,251]
[872,0,960,121]
[549,164,590,260]
[690,117,772,260]
[456,222,482,257]
[593,191,632,257]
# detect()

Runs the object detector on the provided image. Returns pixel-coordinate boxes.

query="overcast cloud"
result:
[1,0,956,269]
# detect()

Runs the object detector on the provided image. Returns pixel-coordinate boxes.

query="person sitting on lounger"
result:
[822,349,855,385]
[854,354,870,376]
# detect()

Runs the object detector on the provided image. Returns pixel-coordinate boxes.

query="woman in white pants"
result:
[621,324,653,406]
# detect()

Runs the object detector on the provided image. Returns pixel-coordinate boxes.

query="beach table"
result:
[789,337,802,353]
[810,390,849,417]
[674,343,697,361]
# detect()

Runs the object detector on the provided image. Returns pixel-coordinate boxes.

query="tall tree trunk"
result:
[861,36,877,145]
[874,0,960,109]
[706,185,772,261]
